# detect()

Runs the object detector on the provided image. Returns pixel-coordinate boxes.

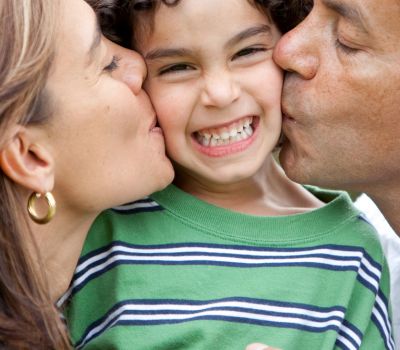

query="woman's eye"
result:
[159,63,194,75]
[335,40,359,55]
[103,56,120,73]
[232,47,267,60]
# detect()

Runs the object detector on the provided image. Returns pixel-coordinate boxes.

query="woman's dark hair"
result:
[90,0,313,48]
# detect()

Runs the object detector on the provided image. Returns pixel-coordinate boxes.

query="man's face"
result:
[273,0,400,194]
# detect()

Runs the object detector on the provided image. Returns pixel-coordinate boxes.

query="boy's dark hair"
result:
[88,0,313,48]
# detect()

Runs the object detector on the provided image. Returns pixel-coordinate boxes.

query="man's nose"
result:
[273,17,319,81]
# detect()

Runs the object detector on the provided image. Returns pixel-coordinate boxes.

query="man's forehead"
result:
[318,0,400,39]
[321,0,369,34]
[319,0,400,19]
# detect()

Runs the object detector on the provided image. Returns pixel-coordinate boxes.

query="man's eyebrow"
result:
[86,19,102,66]
[226,24,272,48]
[322,0,369,34]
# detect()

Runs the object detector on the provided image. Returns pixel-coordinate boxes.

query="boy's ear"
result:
[0,126,55,193]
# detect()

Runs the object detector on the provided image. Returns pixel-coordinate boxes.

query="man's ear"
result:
[0,126,55,193]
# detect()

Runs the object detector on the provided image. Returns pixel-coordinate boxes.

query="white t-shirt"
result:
[355,194,400,349]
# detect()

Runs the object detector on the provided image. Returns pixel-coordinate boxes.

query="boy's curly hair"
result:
[257,0,313,33]
[88,0,313,47]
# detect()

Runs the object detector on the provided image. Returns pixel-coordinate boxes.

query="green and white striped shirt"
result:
[63,185,394,350]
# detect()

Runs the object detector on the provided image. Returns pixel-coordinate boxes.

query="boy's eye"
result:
[232,47,267,60]
[159,63,194,75]
[103,55,120,73]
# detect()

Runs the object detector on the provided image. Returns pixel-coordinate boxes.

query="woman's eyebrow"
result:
[86,20,102,66]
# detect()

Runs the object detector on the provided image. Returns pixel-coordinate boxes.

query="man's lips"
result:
[282,107,296,123]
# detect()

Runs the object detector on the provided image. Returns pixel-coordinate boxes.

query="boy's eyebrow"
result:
[226,24,272,48]
[145,48,193,61]
[145,24,272,61]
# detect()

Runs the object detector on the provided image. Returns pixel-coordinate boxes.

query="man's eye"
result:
[232,47,267,60]
[104,56,120,73]
[159,64,194,75]
[335,40,359,55]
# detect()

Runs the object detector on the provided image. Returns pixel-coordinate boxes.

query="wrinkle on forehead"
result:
[321,0,370,34]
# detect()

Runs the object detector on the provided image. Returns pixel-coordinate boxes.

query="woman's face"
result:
[43,0,173,213]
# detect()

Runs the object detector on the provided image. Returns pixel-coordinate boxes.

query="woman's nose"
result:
[117,49,147,95]
[107,40,147,95]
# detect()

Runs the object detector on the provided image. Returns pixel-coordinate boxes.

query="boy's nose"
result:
[201,70,240,108]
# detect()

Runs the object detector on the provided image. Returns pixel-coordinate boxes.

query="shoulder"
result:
[81,197,164,255]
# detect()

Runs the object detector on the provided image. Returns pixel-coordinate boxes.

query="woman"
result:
[0,0,174,348]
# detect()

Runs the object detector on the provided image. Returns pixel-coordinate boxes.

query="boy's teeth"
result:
[201,137,210,146]
[244,126,253,137]
[212,133,220,140]
[220,128,230,140]
[196,124,254,147]
[210,138,218,147]
[195,116,255,148]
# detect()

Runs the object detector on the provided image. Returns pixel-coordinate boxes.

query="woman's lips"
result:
[149,116,164,136]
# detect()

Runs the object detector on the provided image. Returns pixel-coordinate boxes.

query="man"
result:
[249,0,400,348]
[274,0,400,235]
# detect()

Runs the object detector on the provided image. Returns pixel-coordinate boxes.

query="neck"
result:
[174,157,323,216]
[31,207,96,302]
[368,189,400,237]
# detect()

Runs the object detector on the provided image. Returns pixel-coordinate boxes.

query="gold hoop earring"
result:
[27,192,56,225]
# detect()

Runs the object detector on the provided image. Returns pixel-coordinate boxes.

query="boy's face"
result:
[137,0,282,190]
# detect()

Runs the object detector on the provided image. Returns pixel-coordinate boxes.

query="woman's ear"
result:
[0,126,55,193]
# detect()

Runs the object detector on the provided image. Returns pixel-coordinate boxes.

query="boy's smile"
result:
[193,116,259,157]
